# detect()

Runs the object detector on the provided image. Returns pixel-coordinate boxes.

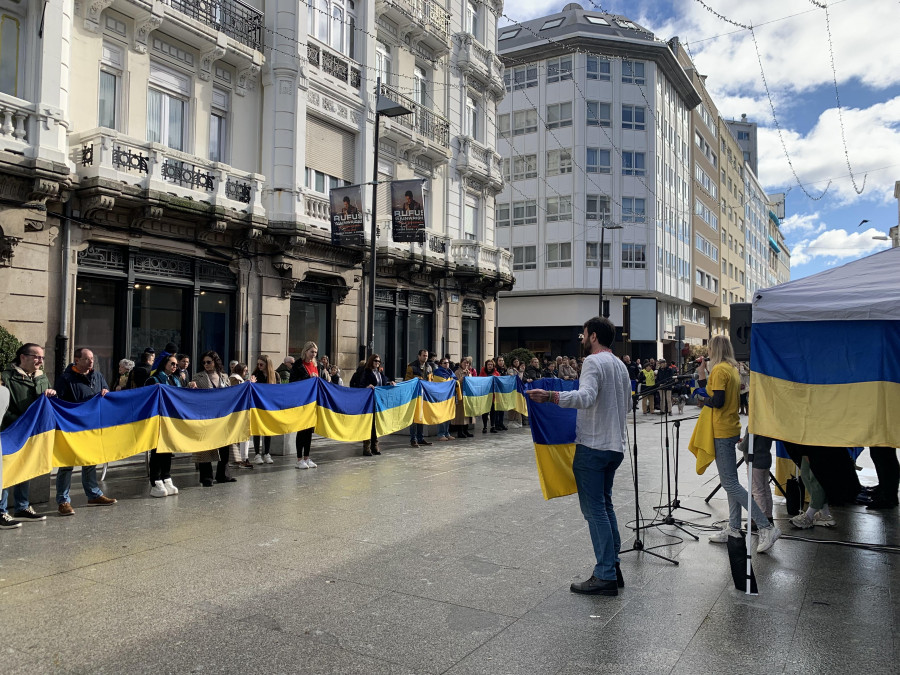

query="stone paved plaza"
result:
[1,412,897,674]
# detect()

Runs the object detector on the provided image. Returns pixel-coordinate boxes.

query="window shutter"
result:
[306,115,355,181]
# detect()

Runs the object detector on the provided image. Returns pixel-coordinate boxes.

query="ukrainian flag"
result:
[462,376,494,417]
[492,375,519,413]
[249,379,317,436]
[1,395,57,490]
[526,395,577,499]
[316,379,374,442]
[419,379,456,425]
[157,384,251,454]
[750,248,900,448]
[374,378,419,437]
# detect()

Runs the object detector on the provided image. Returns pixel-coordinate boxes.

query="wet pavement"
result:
[1,408,897,674]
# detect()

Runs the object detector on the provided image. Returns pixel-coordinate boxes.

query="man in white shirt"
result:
[528,316,632,596]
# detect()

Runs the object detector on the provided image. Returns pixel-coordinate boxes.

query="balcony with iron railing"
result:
[379,83,451,163]
[456,32,505,98]
[72,128,265,216]
[306,40,363,90]
[163,0,264,51]
[375,0,451,57]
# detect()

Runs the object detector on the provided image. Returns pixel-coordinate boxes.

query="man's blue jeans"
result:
[436,420,450,438]
[573,445,624,581]
[0,481,30,514]
[56,465,103,504]
[409,424,424,443]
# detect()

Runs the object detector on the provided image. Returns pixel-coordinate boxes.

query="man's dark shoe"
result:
[87,496,117,506]
[372,448,382,455]
[571,576,618,596]
[615,563,624,588]
[1,512,22,528]
[410,441,419,448]
[363,449,373,456]
[57,502,75,516]
[866,496,899,510]
[419,440,432,446]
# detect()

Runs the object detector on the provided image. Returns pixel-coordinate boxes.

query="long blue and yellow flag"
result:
[1,375,542,489]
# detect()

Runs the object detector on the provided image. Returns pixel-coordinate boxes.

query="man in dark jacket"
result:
[404,349,432,448]
[1,344,56,527]
[55,348,117,516]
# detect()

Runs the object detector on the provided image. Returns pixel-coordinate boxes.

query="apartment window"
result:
[586,56,610,81]
[466,1,479,40]
[695,268,718,292]
[622,151,645,176]
[586,101,611,127]
[465,95,478,139]
[147,64,190,151]
[496,202,510,227]
[546,195,573,222]
[695,234,719,261]
[511,154,538,180]
[622,60,645,84]
[695,199,719,230]
[695,164,718,198]
[512,108,537,135]
[413,66,429,108]
[737,131,750,141]
[464,195,479,240]
[501,158,510,181]
[498,113,510,137]
[306,168,346,194]
[546,102,572,129]
[506,64,538,91]
[0,12,21,96]
[546,149,572,176]
[512,199,537,225]
[699,105,717,137]
[586,195,610,221]
[98,42,124,130]
[308,0,356,57]
[622,105,645,131]
[586,148,611,174]
[586,241,611,268]
[547,56,573,83]
[546,242,572,268]
[622,243,647,269]
[375,41,392,85]
[512,245,536,270]
[209,88,229,163]
[622,197,646,223]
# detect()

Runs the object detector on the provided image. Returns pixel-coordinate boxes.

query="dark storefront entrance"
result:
[374,288,433,380]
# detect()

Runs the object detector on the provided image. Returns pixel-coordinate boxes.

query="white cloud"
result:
[779,212,825,236]
[790,226,890,266]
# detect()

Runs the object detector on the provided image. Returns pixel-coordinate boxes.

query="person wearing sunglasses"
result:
[1,344,56,527]
[146,354,195,497]
[360,353,395,456]
[191,351,235,487]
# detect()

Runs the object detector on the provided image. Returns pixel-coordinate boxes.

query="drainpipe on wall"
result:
[55,200,72,381]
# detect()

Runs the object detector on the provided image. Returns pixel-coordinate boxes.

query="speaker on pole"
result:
[730,303,752,361]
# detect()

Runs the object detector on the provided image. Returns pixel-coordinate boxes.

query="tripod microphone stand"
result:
[620,383,678,566]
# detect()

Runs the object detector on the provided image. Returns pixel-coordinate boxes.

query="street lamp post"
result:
[366,77,412,359]
[599,222,623,317]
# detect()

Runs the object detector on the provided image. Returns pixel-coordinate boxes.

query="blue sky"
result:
[498,0,900,280]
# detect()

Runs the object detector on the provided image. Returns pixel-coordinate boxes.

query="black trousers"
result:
[148,449,172,485]
[199,448,232,483]
[252,435,271,455]
[296,428,313,457]
[871,447,899,498]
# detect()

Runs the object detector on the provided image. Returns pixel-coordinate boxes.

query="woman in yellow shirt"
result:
[705,336,781,553]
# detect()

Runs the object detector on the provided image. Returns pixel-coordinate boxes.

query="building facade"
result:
[493,5,700,360]
[0,0,512,382]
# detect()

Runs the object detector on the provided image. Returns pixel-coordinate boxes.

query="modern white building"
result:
[493,4,700,360]
[0,0,512,380]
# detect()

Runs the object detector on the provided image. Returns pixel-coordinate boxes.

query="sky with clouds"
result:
[496,0,900,279]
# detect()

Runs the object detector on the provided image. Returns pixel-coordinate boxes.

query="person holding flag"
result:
[528,316,631,597]
[432,358,457,442]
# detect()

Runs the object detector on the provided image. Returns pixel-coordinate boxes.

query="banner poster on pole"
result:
[329,184,365,247]
[390,179,427,243]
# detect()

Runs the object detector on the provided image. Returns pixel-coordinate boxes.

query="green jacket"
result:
[1,365,50,431]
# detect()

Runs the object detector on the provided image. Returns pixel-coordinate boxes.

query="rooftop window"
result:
[498,28,520,40]
[540,18,564,30]
[585,16,610,26]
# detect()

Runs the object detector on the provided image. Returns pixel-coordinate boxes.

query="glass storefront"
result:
[289,280,333,360]
[375,288,433,380]
[461,299,482,370]
[75,244,236,374]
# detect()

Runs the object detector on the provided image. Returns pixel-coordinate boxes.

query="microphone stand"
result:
[619,382,678,566]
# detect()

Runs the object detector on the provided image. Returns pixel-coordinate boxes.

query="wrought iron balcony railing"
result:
[166,0,264,51]
[379,83,450,149]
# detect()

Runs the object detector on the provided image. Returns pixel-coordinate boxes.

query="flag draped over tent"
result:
[750,247,900,448]
[1,375,532,489]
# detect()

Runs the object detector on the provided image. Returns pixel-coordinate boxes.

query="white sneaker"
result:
[756,525,781,554]
[162,478,178,495]
[252,454,264,465]
[708,526,741,543]
[813,511,836,527]
[297,459,309,469]
[790,512,814,529]
[150,480,168,498]
[305,458,317,468]
[263,454,274,464]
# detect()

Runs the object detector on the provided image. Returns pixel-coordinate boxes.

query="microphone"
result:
[674,373,695,381]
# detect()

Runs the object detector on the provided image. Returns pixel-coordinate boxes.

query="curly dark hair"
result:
[201,350,225,374]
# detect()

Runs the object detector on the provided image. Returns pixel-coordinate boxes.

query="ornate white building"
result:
[0,0,512,380]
